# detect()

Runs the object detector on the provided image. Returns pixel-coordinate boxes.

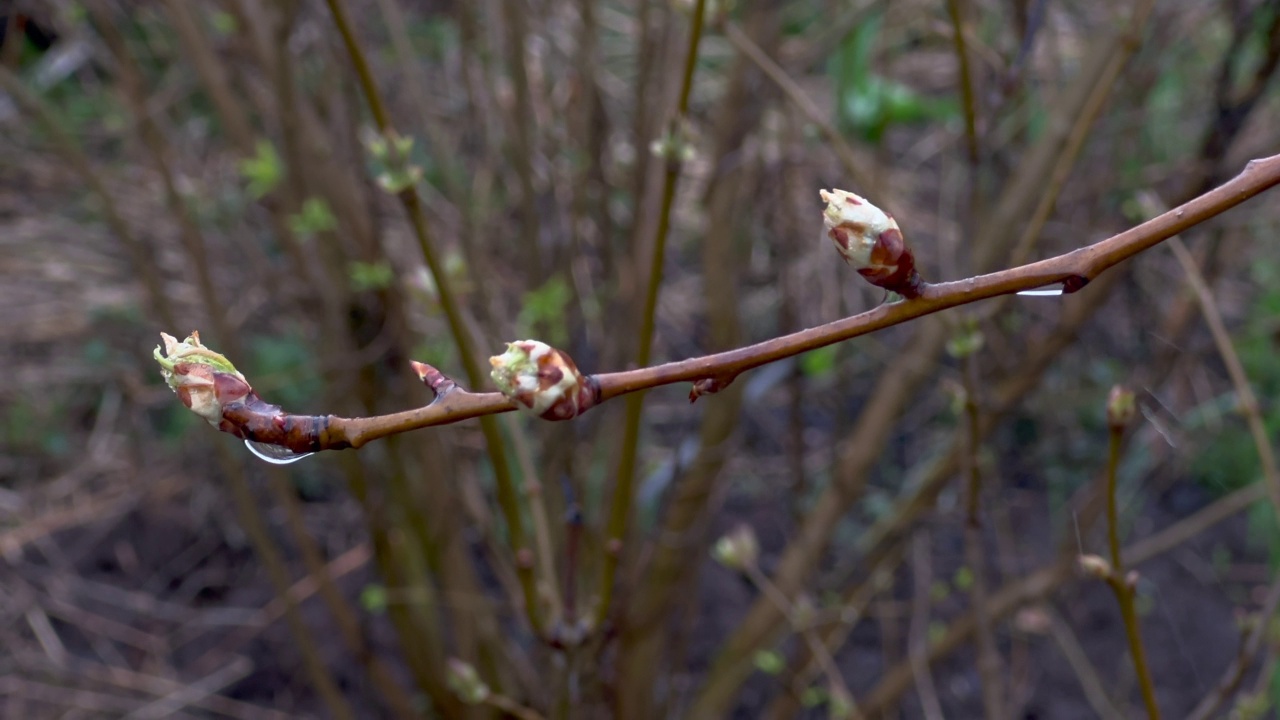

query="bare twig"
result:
[1186,573,1280,720]
[908,532,945,720]
[197,153,1280,451]
[1096,387,1160,719]
[322,0,546,636]
[1166,234,1280,516]
[596,0,710,628]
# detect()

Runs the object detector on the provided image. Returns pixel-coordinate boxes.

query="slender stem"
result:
[961,352,1004,720]
[322,0,545,635]
[1105,428,1124,570]
[945,0,979,165]
[1186,573,1280,720]
[743,563,860,718]
[1168,236,1280,516]
[1103,419,1161,719]
[860,482,1266,717]
[724,21,875,194]
[595,0,709,627]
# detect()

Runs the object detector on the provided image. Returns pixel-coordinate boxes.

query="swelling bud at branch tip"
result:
[489,340,599,420]
[821,188,925,298]
[153,332,251,427]
[1107,385,1136,431]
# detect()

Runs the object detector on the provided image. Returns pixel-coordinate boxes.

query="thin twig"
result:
[1186,573,1280,720]
[1042,606,1125,720]
[960,351,1004,720]
[210,152,1280,450]
[859,480,1267,717]
[908,532,945,720]
[724,21,875,192]
[322,0,546,636]
[596,0,710,628]
[743,563,861,719]
[1097,401,1161,719]
[944,0,979,165]
[1167,235,1280,516]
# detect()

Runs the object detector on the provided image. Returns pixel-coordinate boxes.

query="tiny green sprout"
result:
[349,260,394,291]
[364,129,423,194]
[711,523,759,572]
[649,120,697,165]
[288,197,337,238]
[211,11,237,36]
[1107,385,1137,431]
[359,584,388,615]
[801,685,828,708]
[239,140,283,199]
[446,659,490,704]
[946,320,985,359]
[753,649,785,675]
[1232,691,1271,720]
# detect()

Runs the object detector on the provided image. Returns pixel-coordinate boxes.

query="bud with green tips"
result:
[711,523,759,572]
[153,332,251,427]
[446,658,490,704]
[820,188,924,298]
[489,340,599,420]
[363,128,423,194]
[1107,385,1136,431]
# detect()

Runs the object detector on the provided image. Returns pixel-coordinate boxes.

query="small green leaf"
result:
[288,197,337,238]
[349,260,394,291]
[360,584,388,614]
[211,11,237,36]
[753,649,785,675]
[801,685,828,707]
[800,345,839,378]
[518,275,572,346]
[239,141,283,199]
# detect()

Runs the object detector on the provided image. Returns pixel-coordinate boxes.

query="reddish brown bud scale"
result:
[490,340,601,420]
[689,374,735,403]
[821,189,926,298]
[410,360,457,399]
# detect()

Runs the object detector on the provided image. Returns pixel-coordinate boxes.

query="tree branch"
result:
[185,154,1280,454]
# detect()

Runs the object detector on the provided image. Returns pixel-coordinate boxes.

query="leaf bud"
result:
[489,340,599,420]
[1106,385,1137,431]
[153,332,251,427]
[1077,554,1113,580]
[820,188,924,298]
[711,523,759,571]
[446,658,490,704]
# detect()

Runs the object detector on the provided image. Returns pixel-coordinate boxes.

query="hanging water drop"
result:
[1016,287,1065,297]
[244,439,315,465]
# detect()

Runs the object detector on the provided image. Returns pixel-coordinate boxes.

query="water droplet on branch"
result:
[244,439,314,465]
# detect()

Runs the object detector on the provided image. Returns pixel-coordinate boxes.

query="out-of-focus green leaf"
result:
[349,260,394,292]
[800,345,839,378]
[518,275,572,347]
[239,140,283,199]
[829,13,959,143]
